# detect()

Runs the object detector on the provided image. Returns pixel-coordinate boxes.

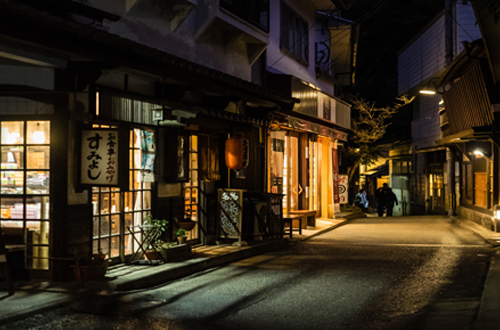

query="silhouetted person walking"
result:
[376,183,398,216]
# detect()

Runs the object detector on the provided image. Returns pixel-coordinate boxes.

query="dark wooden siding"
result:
[443,61,493,136]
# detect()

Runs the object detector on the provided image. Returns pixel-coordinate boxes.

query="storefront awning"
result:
[284,116,348,141]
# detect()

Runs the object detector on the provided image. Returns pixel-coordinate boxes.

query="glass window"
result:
[2,146,24,168]
[1,121,24,144]
[280,3,309,62]
[27,121,50,144]
[0,120,51,270]
[27,146,49,169]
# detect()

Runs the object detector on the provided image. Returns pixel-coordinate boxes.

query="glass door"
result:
[283,133,299,214]
[183,134,199,241]
[309,139,320,213]
[92,128,153,262]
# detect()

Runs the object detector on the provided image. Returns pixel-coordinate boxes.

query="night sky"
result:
[339,0,445,141]
[342,0,445,105]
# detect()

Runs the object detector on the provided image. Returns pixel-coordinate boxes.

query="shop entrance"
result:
[283,132,301,214]
[92,128,153,263]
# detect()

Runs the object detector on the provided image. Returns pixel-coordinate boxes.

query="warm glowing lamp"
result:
[473,150,484,157]
[32,131,46,144]
[419,89,436,95]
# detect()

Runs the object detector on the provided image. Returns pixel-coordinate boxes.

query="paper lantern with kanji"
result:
[225,135,249,170]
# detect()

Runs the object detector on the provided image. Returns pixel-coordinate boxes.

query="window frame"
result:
[280,2,309,63]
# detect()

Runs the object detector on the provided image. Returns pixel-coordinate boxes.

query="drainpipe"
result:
[447,148,456,216]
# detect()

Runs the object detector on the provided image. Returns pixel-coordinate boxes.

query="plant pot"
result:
[92,253,106,262]
[145,250,161,261]
[177,221,196,231]
[71,261,109,281]
[177,236,187,244]
[161,243,192,262]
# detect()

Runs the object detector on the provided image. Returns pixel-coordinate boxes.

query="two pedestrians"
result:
[376,183,398,216]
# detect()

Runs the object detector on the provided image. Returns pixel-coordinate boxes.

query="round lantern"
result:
[225,135,249,170]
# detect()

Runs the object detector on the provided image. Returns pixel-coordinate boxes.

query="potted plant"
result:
[176,228,187,244]
[143,215,168,260]
[160,241,192,262]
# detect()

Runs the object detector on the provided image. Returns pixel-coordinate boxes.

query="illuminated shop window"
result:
[183,135,199,241]
[0,121,51,270]
[92,128,153,260]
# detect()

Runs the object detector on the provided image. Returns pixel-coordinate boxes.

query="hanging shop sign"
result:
[338,175,348,204]
[81,129,120,186]
[332,146,339,204]
[225,135,249,170]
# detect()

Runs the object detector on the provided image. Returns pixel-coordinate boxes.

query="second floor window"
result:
[280,3,309,63]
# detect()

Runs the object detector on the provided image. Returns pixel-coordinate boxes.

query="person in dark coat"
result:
[376,183,398,216]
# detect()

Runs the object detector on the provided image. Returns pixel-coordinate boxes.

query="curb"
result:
[472,247,500,330]
[0,295,76,326]
[111,238,289,291]
[451,215,500,246]
[297,219,349,243]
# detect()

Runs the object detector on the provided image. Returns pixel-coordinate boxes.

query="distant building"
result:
[397,0,480,216]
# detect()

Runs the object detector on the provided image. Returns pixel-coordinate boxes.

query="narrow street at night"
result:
[1,215,491,330]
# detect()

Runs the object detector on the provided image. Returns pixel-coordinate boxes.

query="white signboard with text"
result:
[81,129,119,186]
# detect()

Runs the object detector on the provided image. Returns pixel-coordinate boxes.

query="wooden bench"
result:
[282,214,303,238]
[289,210,317,228]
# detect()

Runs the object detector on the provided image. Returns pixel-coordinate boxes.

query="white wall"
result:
[398,16,446,95]
[398,2,480,95]
[267,0,333,93]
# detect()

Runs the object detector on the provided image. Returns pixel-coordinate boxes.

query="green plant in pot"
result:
[176,228,187,244]
[143,215,168,260]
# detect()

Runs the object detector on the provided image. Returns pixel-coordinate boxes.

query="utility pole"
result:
[445,0,456,216]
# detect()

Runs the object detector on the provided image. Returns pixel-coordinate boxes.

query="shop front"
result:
[0,120,52,275]
[269,117,347,220]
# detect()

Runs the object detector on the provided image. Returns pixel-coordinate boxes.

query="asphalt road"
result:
[1,215,491,330]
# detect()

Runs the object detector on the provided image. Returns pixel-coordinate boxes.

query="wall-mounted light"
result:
[493,205,500,232]
[473,149,485,157]
[419,76,443,95]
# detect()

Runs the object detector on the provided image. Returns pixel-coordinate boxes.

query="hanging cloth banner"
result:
[332,146,339,204]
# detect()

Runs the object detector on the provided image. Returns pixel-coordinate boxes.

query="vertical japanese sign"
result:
[81,129,119,186]
[338,175,348,204]
[332,146,339,204]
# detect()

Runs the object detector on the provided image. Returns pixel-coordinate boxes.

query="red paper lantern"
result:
[225,135,249,170]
